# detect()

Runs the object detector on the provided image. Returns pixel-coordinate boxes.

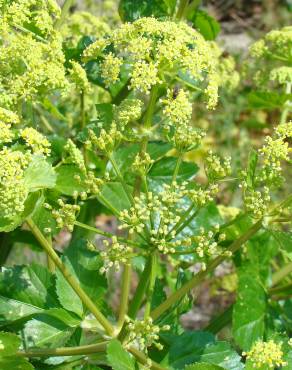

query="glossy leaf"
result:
[185,364,224,370]
[24,156,56,191]
[99,182,132,212]
[56,240,107,318]
[0,264,59,309]
[107,339,135,370]
[118,0,174,22]
[188,10,220,40]
[23,308,80,348]
[233,265,266,350]
[55,165,87,196]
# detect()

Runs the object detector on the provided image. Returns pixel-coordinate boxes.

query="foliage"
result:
[0,0,291,370]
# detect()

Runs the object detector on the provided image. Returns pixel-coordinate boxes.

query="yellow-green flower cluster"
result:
[61,11,110,47]
[132,152,154,176]
[0,107,19,143]
[162,89,192,127]
[172,125,206,152]
[249,26,292,87]
[65,139,86,173]
[21,128,51,156]
[101,53,123,87]
[205,151,232,182]
[0,1,68,109]
[114,99,143,128]
[68,61,91,93]
[0,147,31,221]
[84,17,222,104]
[99,236,133,274]
[216,55,240,92]
[1,0,61,36]
[124,317,170,353]
[243,340,287,368]
[88,124,122,154]
[188,184,219,208]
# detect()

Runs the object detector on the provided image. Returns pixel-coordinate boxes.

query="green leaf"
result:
[0,332,34,369]
[107,339,135,370]
[99,182,132,212]
[188,10,220,40]
[233,265,266,350]
[56,240,107,318]
[246,150,258,188]
[55,165,87,196]
[169,331,243,369]
[0,357,34,370]
[0,296,43,326]
[271,231,292,258]
[0,264,59,309]
[148,157,198,191]
[118,0,173,22]
[96,103,114,128]
[248,91,292,109]
[24,156,56,192]
[23,308,80,348]
[0,332,20,356]
[185,364,224,370]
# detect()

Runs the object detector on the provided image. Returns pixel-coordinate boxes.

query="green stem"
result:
[80,90,86,130]
[26,218,115,337]
[176,0,189,19]
[74,221,140,247]
[108,153,134,204]
[151,220,262,320]
[129,347,166,370]
[171,153,183,186]
[18,341,108,358]
[280,82,291,124]
[12,23,47,43]
[144,253,157,319]
[270,282,292,295]
[54,0,75,30]
[98,193,121,216]
[117,263,132,330]
[167,204,195,239]
[272,262,292,286]
[204,305,233,334]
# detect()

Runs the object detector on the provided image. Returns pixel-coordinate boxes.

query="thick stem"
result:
[54,0,75,30]
[272,262,292,286]
[26,218,115,336]
[117,263,132,329]
[144,253,157,319]
[129,347,166,370]
[80,90,86,130]
[171,153,183,186]
[18,341,108,358]
[280,82,291,125]
[176,0,189,19]
[151,220,262,320]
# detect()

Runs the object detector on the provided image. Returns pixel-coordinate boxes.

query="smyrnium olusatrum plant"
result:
[0,0,292,369]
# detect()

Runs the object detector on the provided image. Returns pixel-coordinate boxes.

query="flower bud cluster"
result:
[249,26,292,87]
[129,61,160,94]
[88,124,122,154]
[242,185,271,219]
[243,340,287,368]
[119,195,149,235]
[205,151,232,182]
[101,53,123,87]
[48,199,80,232]
[114,99,143,128]
[99,236,133,274]
[132,152,154,176]
[65,139,86,173]
[193,226,226,260]
[69,61,91,93]
[21,128,51,156]
[188,184,219,207]
[173,125,206,152]
[124,317,170,352]
[0,148,31,221]
[0,107,19,144]
[161,89,192,127]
